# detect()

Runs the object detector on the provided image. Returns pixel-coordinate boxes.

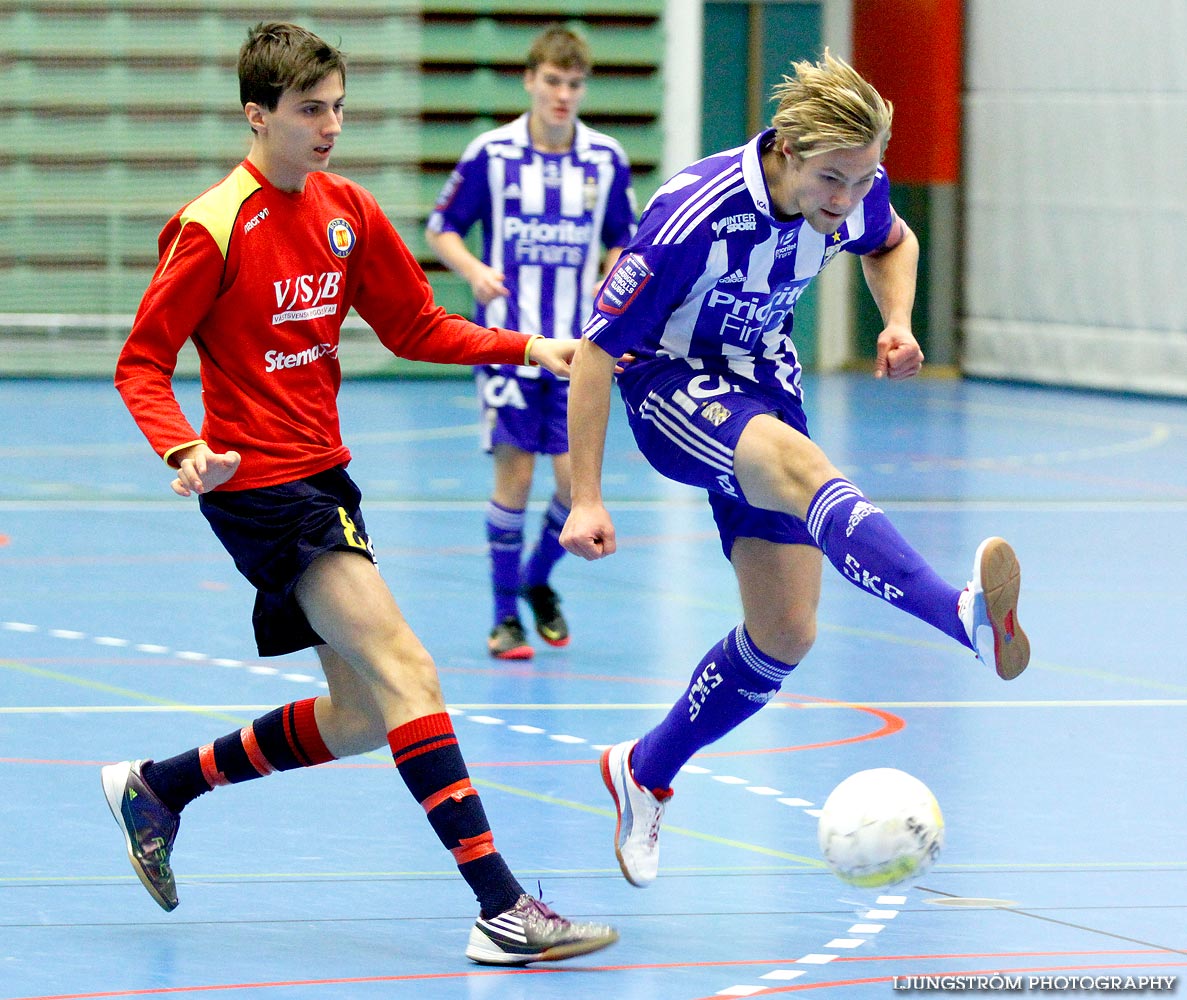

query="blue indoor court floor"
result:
[1,372,1185,999]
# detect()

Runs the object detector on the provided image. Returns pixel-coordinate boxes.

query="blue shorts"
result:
[476,365,569,455]
[617,360,816,559]
[199,465,377,657]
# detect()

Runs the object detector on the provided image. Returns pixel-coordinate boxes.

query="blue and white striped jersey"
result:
[428,113,636,352]
[584,129,894,399]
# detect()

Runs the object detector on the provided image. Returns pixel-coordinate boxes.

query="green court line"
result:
[5,859,1184,888]
[0,659,822,868]
[0,660,250,726]
[6,658,1182,879]
[470,776,827,868]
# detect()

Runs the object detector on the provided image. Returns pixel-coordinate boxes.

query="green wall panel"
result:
[700,1,822,366]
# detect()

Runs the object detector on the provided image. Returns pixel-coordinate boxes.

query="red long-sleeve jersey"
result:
[116,159,531,490]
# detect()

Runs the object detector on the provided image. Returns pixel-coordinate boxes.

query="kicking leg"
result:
[733,414,1028,677]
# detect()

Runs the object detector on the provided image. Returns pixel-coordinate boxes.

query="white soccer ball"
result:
[817,767,944,888]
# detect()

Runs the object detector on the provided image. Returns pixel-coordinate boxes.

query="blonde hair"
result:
[769,49,892,159]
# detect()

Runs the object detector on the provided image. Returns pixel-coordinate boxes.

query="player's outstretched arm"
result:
[560,337,618,560]
[527,336,578,378]
[170,443,241,497]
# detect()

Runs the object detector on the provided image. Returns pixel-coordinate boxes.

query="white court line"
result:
[3,699,1185,714]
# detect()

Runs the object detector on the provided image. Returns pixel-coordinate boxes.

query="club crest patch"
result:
[327,218,356,258]
[701,401,732,426]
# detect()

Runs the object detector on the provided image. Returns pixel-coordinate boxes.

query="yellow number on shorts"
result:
[338,508,368,550]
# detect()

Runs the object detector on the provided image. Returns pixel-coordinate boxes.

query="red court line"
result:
[695,697,904,758]
[10,951,1180,1000]
[0,697,904,771]
[7,968,557,1000]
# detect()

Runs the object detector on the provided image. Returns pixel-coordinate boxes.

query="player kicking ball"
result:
[560,51,1030,888]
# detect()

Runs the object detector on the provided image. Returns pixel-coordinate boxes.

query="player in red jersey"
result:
[102,21,617,966]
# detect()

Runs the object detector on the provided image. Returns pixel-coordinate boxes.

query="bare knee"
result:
[745,610,817,666]
[366,640,445,719]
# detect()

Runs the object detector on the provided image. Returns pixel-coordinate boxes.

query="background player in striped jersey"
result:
[560,51,1031,887]
[101,21,617,964]
[426,25,636,660]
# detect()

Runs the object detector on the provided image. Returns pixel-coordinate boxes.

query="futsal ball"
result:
[817,768,944,888]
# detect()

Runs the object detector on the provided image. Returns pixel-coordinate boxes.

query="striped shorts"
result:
[618,360,816,558]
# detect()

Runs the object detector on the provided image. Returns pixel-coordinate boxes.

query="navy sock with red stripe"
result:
[389,712,523,917]
[141,698,335,815]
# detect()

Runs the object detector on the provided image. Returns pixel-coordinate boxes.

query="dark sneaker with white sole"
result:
[101,759,180,911]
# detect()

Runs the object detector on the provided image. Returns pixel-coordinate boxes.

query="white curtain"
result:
[962,0,1187,396]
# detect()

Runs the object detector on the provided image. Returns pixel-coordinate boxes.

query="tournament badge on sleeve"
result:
[597,253,652,316]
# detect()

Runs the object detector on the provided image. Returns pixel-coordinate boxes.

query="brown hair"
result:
[238,21,346,111]
[526,24,592,75]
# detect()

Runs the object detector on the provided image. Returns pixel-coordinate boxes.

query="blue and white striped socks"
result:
[485,500,525,625]
[806,478,968,646]
[631,625,797,791]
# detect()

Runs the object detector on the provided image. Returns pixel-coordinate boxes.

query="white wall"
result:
[661,0,703,182]
[962,0,1187,395]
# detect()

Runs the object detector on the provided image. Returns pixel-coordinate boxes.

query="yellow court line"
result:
[0,660,259,726]
[0,660,825,868]
[469,776,827,869]
[2,663,815,867]
[5,659,1181,876]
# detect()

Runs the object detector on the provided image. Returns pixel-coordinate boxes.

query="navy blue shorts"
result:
[617,360,816,559]
[476,364,569,455]
[199,466,376,657]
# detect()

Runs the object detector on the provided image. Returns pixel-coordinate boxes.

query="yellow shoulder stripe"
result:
[179,165,263,260]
